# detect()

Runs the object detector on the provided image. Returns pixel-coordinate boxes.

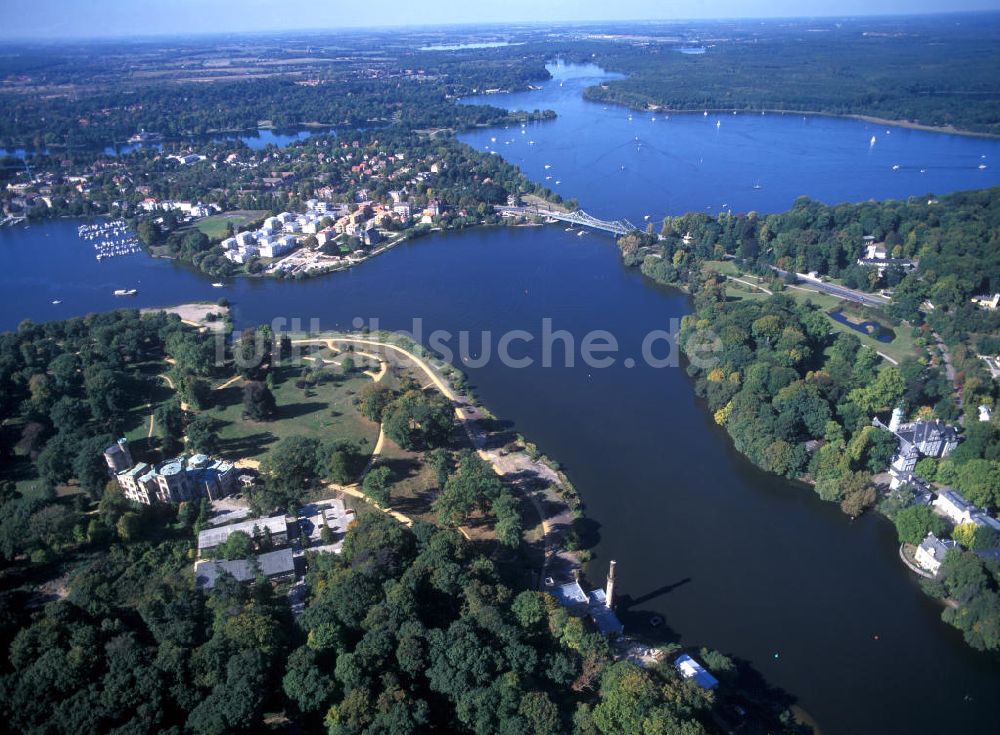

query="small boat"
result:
[211,282,224,288]
[870,135,876,146]
[703,111,708,116]
[892,164,900,171]
[979,163,988,170]
[51,299,62,305]
[753,181,762,190]
[565,227,574,232]
[544,164,551,169]
[113,288,137,296]
[577,230,586,236]
[716,120,721,129]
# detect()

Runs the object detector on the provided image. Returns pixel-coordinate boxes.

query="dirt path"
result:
[294,336,578,584]
[214,374,242,391]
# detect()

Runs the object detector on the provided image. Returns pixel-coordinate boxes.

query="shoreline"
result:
[580,89,1000,139]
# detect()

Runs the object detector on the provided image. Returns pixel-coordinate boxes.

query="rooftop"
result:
[197,514,289,550]
[193,548,295,591]
[918,533,957,564]
[675,654,719,690]
[551,580,589,608]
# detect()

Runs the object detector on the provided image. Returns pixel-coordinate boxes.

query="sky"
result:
[4,0,996,39]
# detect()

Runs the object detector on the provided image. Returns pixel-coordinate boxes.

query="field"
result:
[197,362,379,462]
[193,210,270,241]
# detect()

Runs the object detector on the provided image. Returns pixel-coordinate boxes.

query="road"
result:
[769,266,890,308]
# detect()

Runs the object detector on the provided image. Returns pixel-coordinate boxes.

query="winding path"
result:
[293,336,576,581]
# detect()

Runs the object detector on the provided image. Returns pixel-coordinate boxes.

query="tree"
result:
[894,504,947,545]
[357,383,394,422]
[362,466,393,507]
[155,399,186,442]
[282,646,336,715]
[242,381,277,421]
[326,444,364,485]
[220,530,254,560]
[261,436,321,502]
[493,492,522,548]
[839,471,876,517]
[953,459,1000,511]
[186,415,219,455]
[433,452,503,525]
[116,511,141,542]
[382,390,454,450]
[953,522,1000,551]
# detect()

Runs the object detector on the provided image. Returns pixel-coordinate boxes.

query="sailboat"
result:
[870,135,876,146]
[716,120,721,129]
[752,180,762,190]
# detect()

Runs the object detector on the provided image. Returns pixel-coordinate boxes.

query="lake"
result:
[2,63,1000,735]
[2,127,323,160]
[459,61,998,221]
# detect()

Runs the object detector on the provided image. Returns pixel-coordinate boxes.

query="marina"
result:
[77,220,143,260]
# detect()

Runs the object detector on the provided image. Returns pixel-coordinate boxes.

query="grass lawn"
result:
[194,210,270,241]
[198,363,379,462]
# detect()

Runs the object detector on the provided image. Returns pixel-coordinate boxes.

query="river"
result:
[2,63,999,735]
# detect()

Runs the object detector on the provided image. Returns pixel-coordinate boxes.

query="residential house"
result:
[971,293,1000,311]
[914,533,958,576]
[933,488,978,525]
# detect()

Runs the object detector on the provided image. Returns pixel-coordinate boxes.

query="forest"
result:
[0,39,553,151]
[0,312,809,733]
[556,16,1000,135]
[615,187,1000,650]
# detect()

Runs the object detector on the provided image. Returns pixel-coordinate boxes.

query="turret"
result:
[889,407,904,433]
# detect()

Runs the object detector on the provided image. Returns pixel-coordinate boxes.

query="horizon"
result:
[4,1,998,41]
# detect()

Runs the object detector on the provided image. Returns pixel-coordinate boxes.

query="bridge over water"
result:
[497,205,637,236]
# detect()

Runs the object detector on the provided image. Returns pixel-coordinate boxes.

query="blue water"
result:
[2,63,999,735]
[460,62,999,222]
[829,308,896,343]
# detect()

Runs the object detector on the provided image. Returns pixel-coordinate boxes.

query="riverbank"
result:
[289,330,585,586]
[140,301,229,332]
[578,86,1000,139]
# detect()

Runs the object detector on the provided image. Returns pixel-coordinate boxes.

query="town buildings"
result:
[874,408,960,489]
[197,514,291,554]
[856,237,917,277]
[932,488,1000,534]
[194,547,295,591]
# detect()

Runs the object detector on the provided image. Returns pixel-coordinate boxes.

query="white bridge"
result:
[497,205,637,236]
